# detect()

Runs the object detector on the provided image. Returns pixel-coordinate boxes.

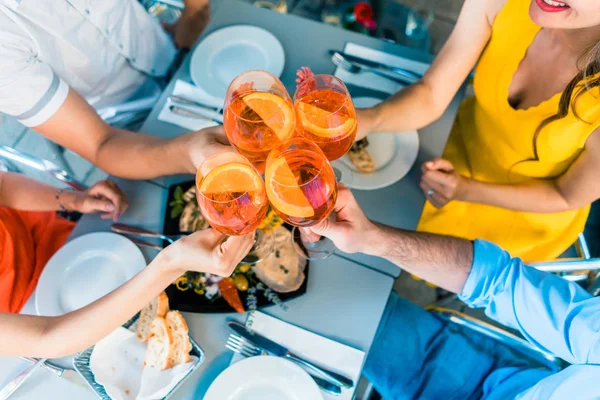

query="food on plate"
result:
[218,277,245,314]
[348,138,375,172]
[252,227,307,293]
[145,317,175,370]
[137,292,169,342]
[232,274,249,291]
[166,311,192,365]
[178,187,209,233]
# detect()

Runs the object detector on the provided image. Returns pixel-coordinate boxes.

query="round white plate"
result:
[190,25,285,101]
[36,232,146,317]
[205,356,323,400]
[335,97,420,191]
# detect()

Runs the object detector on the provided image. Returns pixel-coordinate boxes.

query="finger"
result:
[103,180,129,218]
[84,197,116,214]
[89,182,127,219]
[218,233,254,273]
[427,158,454,172]
[420,181,447,208]
[422,170,453,187]
[300,227,321,243]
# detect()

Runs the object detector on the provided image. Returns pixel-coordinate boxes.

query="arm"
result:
[309,186,600,364]
[0,173,128,220]
[0,229,253,358]
[34,90,229,179]
[420,128,600,212]
[358,0,499,138]
[163,0,211,49]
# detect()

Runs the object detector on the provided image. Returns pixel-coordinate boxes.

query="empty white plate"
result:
[35,232,146,317]
[205,356,323,400]
[190,25,285,102]
[334,97,419,191]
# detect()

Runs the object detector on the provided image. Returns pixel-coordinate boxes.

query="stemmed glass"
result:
[265,138,338,259]
[196,152,273,264]
[223,70,296,174]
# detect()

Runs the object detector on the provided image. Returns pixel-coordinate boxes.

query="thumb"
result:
[426,158,454,172]
[309,218,337,238]
[83,197,115,213]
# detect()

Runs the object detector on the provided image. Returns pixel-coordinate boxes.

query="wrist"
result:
[457,177,476,202]
[150,249,185,278]
[58,190,80,212]
[362,221,386,256]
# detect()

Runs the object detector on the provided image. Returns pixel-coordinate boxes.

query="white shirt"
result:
[0,0,176,127]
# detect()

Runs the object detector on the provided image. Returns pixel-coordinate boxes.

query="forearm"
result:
[461,178,578,213]
[7,256,181,358]
[365,223,473,293]
[0,172,78,211]
[95,128,195,179]
[366,82,446,134]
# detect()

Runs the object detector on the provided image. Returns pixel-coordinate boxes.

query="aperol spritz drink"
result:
[224,71,296,174]
[196,152,269,236]
[294,74,357,161]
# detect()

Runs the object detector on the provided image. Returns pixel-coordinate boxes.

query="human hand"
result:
[185,125,233,172]
[355,108,377,141]
[303,185,378,254]
[162,2,210,49]
[161,229,254,276]
[69,180,128,220]
[420,158,470,208]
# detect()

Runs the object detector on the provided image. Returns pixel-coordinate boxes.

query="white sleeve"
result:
[0,39,69,127]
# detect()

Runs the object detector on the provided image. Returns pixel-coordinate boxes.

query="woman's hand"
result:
[162,2,210,49]
[68,180,128,220]
[420,158,470,208]
[160,229,254,277]
[185,125,234,173]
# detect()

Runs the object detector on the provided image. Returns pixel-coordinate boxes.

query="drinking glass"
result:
[405,0,434,41]
[294,74,357,162]
[196,152,273,264]
[265,138,338,259]
[224,70,296,174]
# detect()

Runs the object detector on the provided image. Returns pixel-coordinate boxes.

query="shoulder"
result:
[485,0,510,25]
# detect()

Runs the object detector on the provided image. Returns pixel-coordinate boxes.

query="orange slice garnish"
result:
[266,157,314,218]
[297,101,356,138]
[243,92,295,141]
[199,162,263,196]
[199,152,250,179]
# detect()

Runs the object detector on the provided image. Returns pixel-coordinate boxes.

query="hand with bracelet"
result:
[0,172,128,221]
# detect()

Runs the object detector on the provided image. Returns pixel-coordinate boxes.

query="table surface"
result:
[142,0,463,278]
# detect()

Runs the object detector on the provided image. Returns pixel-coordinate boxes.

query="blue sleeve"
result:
[458,240,600,365]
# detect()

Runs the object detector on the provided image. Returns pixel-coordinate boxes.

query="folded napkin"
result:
[230,312,365,400]
[90,328,196,400]
[158,80,223,131]
[334,42,430,95]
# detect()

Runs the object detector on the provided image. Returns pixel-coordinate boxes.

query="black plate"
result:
[163,181,309,313]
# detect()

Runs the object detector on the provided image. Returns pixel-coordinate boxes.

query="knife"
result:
[329,50,423,82]
[227,321,354,389]
[169,95,223,114]
[169,106,223,124]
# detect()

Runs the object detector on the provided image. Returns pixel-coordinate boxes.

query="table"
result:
[141,0,464,278]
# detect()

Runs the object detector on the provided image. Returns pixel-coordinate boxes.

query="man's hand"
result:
[163,2,210,49]
[355,108,378,141]
[161,229,254,276]
[182,125,233,173]
[69,180,128,221]
[305,185,378,254]
[420,158,471,208]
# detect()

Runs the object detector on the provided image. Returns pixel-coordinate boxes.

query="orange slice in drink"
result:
[243,92,295,141]
[199,152,250,179]
[266,157,314,218]
[297,101,356,138]
[199,162,263,196]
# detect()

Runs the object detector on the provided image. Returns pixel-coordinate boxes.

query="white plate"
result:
[205,356,323,400]
[190,25,285,102]
[335,97,419,191]
[36,232,146,317]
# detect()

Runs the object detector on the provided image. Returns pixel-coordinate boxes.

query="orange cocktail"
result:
[223,71,296,174]
[196,153,269,236]
[265,138,337,227]
[294,74,357,161]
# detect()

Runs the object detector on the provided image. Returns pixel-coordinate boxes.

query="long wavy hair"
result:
[527,42,600,162]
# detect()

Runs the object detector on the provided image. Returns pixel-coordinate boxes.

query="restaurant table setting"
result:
[0,1,468,398]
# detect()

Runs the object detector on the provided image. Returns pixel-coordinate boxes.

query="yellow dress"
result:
[417,0,600,262]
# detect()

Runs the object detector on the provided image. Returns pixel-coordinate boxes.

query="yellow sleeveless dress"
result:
[417,0,600,262]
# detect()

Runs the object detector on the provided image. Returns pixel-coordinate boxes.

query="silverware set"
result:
[226,320,354,396]
[330,50,422,86]
[168,95,223,124]
[0,358,47,399]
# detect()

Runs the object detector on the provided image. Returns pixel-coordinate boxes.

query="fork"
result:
[332,52,414,86]
[0,358,47,399]
[226,334,342,396]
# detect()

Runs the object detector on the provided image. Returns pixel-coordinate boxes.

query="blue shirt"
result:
[459,240,600,400]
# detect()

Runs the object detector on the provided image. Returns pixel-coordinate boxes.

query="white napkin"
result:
[334,42,430,94]
[90,328,196,400]
[158,80,223,131]
[230,312,365,400]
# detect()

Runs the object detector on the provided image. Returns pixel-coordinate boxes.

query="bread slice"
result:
[137,292,169,342]
[166,311,192,365]
[348,139,375,172]
[144,318,175,370]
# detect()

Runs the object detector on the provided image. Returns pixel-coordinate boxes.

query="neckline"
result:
[504,26,563,114]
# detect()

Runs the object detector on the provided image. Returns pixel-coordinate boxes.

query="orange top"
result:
[0,209,74,313]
